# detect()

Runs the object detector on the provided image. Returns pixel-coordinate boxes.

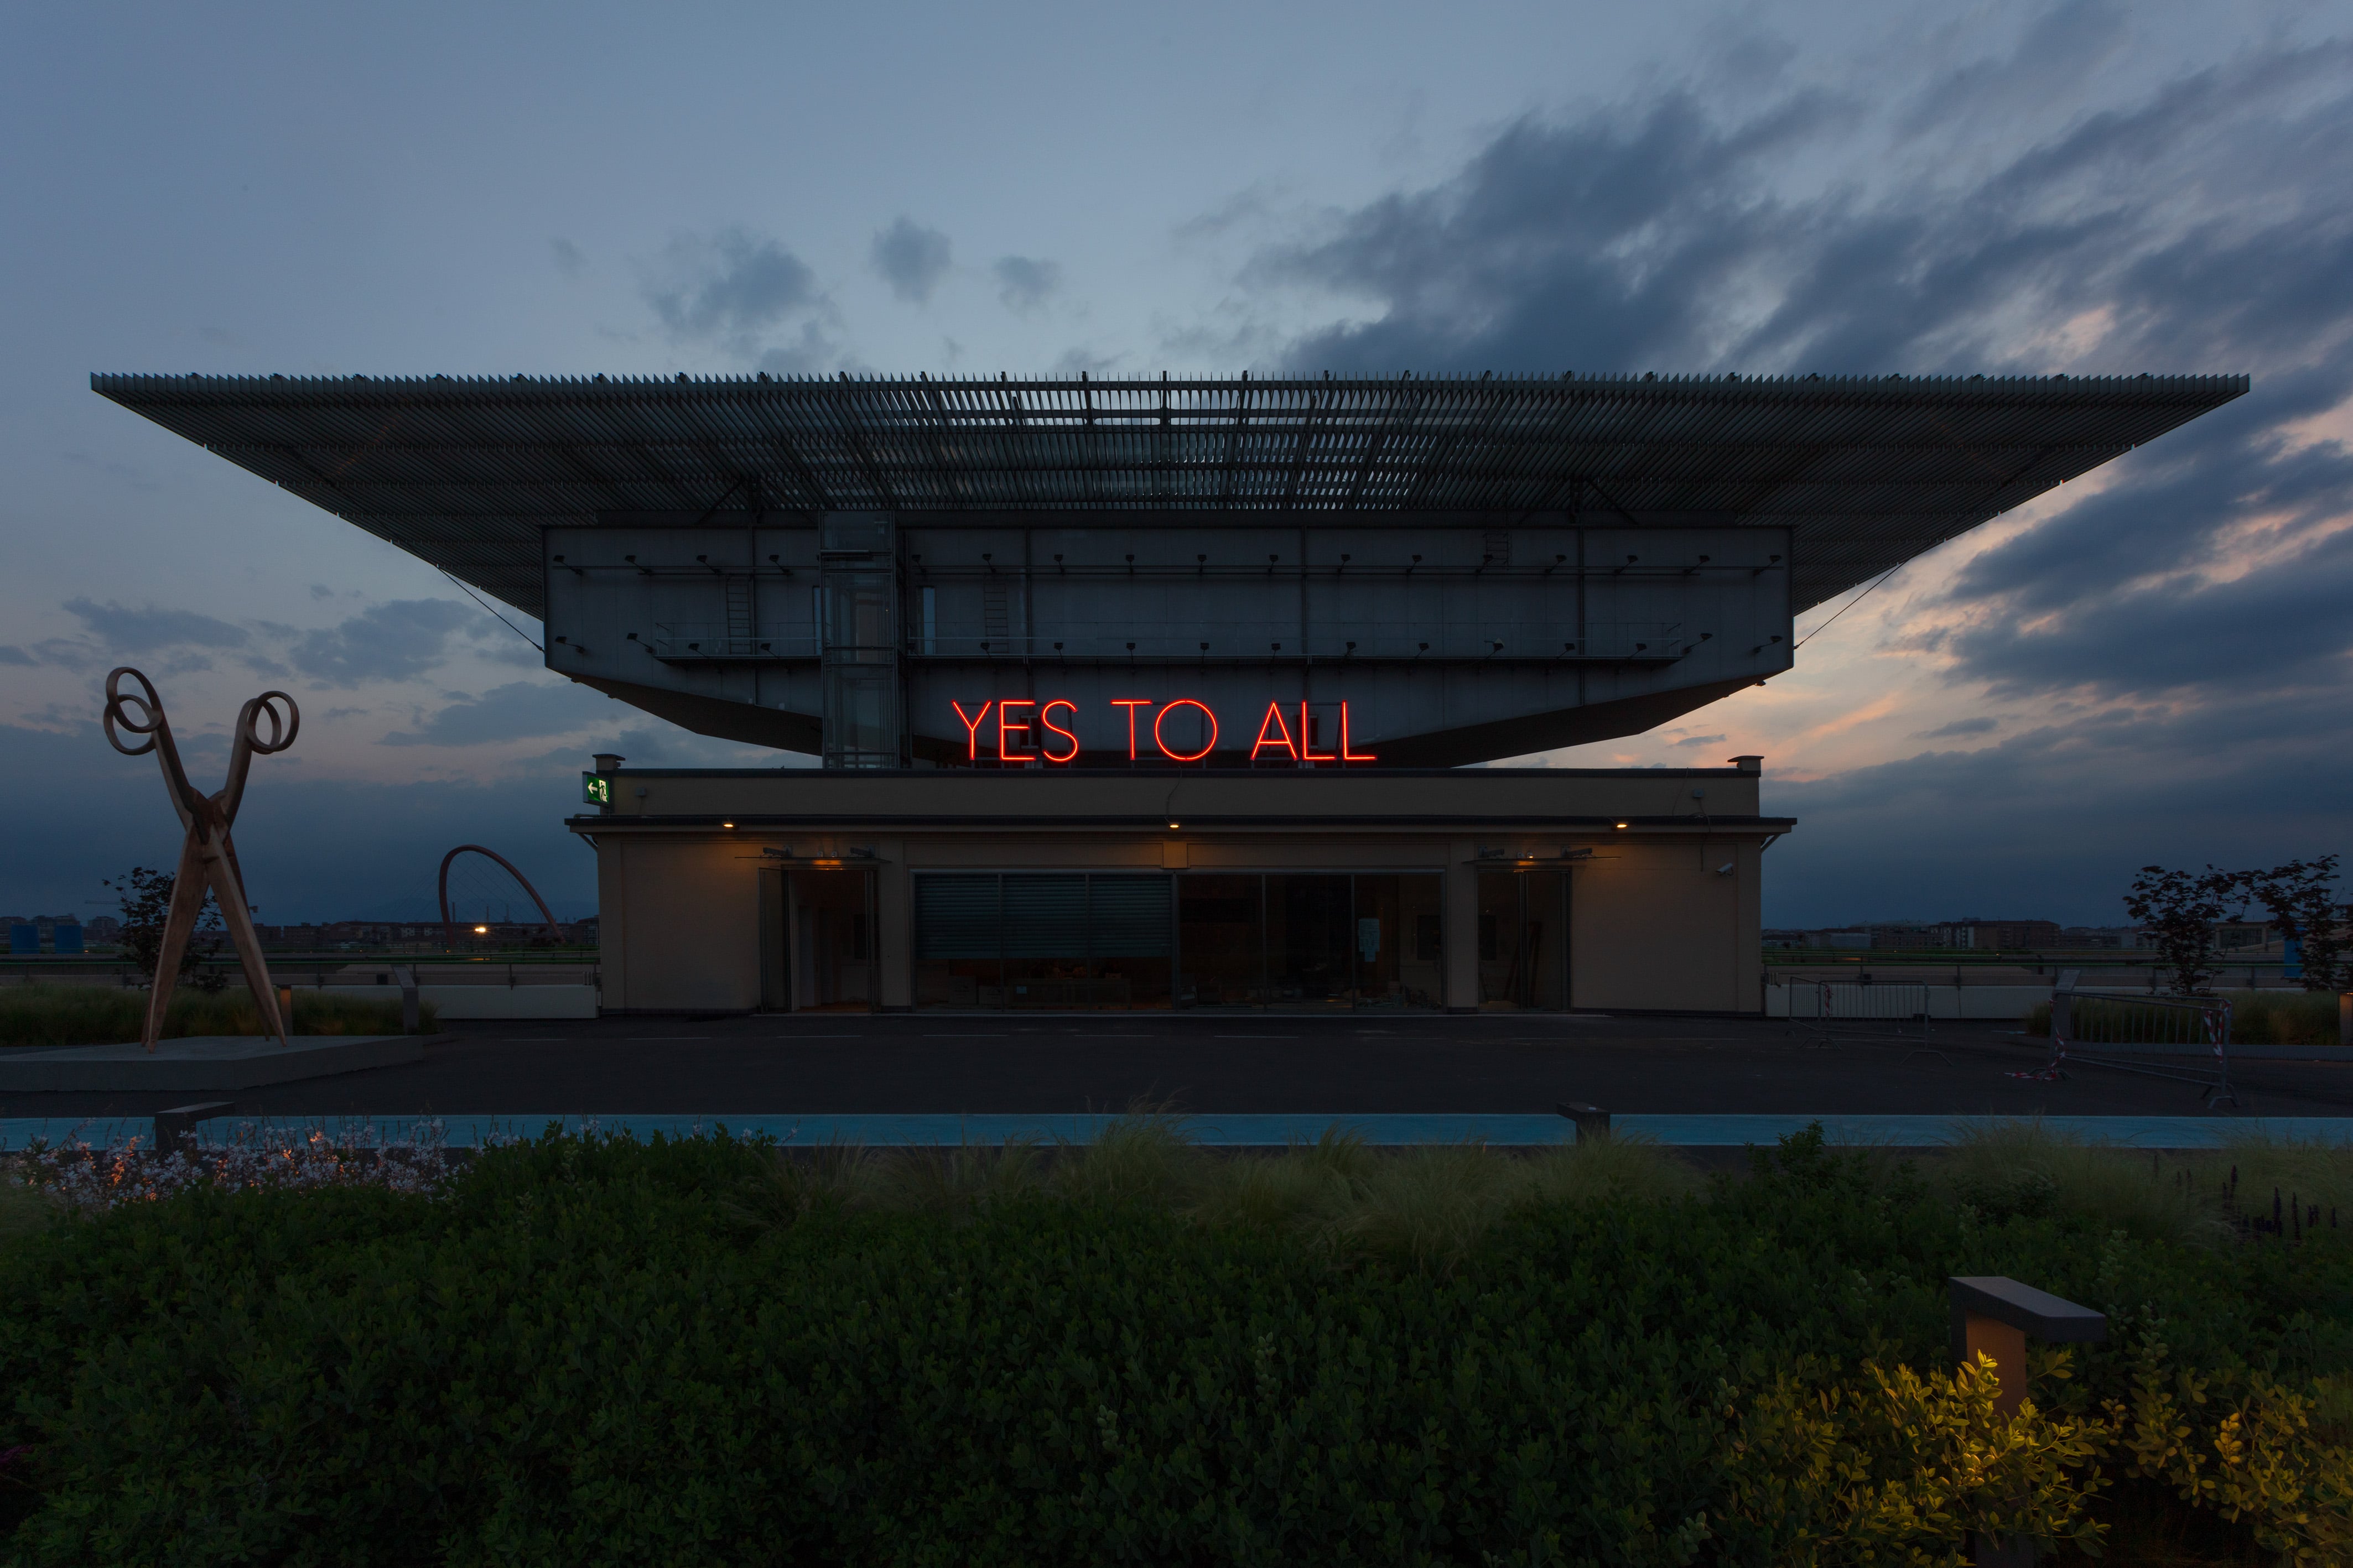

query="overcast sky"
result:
[3,0,2348,927]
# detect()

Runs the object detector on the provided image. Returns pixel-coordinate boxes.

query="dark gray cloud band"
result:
[871,217,952,304]
[1230,18,2353,915]
[1243,32,2353,702]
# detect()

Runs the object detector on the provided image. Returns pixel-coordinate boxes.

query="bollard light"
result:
[1949,1276,2107,1566]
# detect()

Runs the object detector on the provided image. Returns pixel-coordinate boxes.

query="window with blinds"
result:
[1087,875,1173,957]
[913,876,1003,960]
[1005,874,1088,958]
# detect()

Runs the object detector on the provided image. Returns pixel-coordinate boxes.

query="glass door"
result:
[1476,870,1569,1010]
[791,869,875,1010]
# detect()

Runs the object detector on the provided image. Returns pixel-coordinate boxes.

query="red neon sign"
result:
[997,698,1035,760]
[1298,701,1334,762]
[1110,697,1151,761]
[1154,699,1219,762]
[952,699,993,763]
[1038,699,1079,764]
[1250,701,1296,760]
[952,698,1369,764]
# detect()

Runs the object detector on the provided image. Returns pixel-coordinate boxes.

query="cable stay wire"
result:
[440,570,544,652]
[1791,564,1905,652]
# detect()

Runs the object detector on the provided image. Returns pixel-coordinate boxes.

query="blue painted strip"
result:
[8,1112,2353,1150]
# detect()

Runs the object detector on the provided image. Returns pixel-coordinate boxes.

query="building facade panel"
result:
[575,765,1785,1016]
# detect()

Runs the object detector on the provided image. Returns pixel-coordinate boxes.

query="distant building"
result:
[2,915,87,954]
[1869,924,1936,949]
[1931,919,2061,950]
[2058,925,2144,949]
[1762,927,1874,950]
[247,918,595,951]
[2214,920,2274,952]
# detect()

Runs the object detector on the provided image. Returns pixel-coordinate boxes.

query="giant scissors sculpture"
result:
[103,668,298,1052]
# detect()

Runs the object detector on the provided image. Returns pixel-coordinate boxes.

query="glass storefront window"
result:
[1352,873,1445,1009]
[1177,873,1446,1010]
[1176,875,1263,1007]
[912,868,1555,1012]
[1266,874,1352,1008]
[916,873,1172,1009]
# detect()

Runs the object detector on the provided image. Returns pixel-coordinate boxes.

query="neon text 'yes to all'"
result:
[948,700,1376,764]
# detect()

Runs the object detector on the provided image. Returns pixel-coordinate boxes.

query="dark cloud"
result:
[550,236,586,279]
[1764,685,2353,925]
[871,217,953,304]
[0,646,33,666]
[288,598,478,686]
[1258,40,2353,378]
[1050,345,1121,379]
[1910,716,1998,739]
[61,598,247,653]
[1243,34,2353,716]
[603,723,793,767]
[1212,23,2353,923]
[0,721,594,923]
[380,680,610,747]
[992,255,1062,314]
[645,226,825,343]
[1254,91,1841,375]
[1925,360,2353,697]
[1945,507,2353,699]
[1671,733,1727,748]
[516,722,793,772]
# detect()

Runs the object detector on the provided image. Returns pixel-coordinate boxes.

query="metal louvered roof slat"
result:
[92,370,2246,619]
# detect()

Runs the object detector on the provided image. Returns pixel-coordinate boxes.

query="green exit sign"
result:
[581,774,611,806]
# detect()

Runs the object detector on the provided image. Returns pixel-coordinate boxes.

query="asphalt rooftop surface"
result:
[7,1012,2351,1122]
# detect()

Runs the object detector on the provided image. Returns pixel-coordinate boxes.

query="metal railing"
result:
[1790,981,1939,1055]
[907,621,1691,663]
[640,618,1698,664]
[2045,973,2236,1105]
[1793,981,1933,1022]
[646,626,819,661]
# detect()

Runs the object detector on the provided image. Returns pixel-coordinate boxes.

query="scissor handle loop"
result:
[238,691,300,755]
[102,666,165,756]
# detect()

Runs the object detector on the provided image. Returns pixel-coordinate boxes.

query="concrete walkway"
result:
[7,1012,2352,1125]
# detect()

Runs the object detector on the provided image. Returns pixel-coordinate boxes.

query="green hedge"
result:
[3,1128,2349,1565]
[0,983,432,1048]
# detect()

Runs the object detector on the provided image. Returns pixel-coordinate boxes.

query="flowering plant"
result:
[19,1118,454,1210]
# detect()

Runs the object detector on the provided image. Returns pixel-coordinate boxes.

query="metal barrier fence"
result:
[2045,975,2235,1105]
[1795,981,1935,1052]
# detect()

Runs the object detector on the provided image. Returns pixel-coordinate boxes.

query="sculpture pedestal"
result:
[0,1034,439,1092]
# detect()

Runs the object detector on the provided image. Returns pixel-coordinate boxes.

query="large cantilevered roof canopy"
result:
[95,371,2246,621]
